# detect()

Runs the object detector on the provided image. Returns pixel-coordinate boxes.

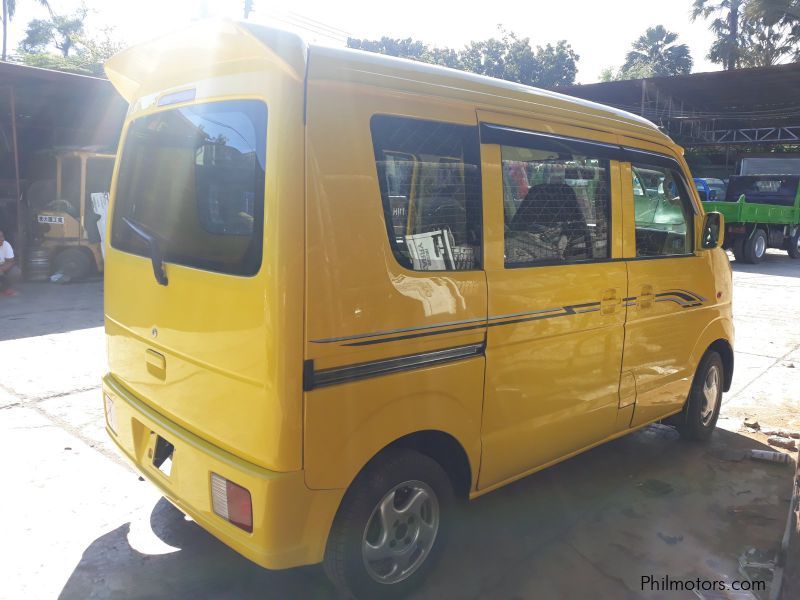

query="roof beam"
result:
[683,124,800,146]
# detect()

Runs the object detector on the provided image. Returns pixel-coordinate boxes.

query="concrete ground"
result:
[1,251,798,600]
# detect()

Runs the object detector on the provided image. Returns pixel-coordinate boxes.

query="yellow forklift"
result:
[26,148,115,280]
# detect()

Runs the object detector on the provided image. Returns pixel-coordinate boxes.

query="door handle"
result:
[146,349,166,379]
[639,285,655,310]
[600,288,618,315]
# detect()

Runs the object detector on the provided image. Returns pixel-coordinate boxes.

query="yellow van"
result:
[101,21,733,598]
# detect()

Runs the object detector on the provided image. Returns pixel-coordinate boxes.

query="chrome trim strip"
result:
[308,343,485,390]
[310,290,704,347]
[488,307,564,321]
[310,316,487,344]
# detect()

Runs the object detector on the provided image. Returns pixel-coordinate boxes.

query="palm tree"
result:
[691,0,745,70]
[745,0,800,22]
[740,19,797,65]
[2,0,52,61]
[622,26,694,77]
[745,0,800,56]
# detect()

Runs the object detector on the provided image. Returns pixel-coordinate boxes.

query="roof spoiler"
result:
[104,20,307,103]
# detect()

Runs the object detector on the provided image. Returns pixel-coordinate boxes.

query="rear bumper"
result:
[102,374,342,570]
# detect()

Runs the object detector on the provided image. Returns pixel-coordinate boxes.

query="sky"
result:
[6,0,722,83]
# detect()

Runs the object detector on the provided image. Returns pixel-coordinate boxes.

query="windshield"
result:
[111,100,267,276]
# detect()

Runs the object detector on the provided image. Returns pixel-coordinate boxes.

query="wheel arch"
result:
[707,338,734,392]
[688,318,734,393]
[329,428,475,503]
[304,364,484,493]
[383,430,473,500]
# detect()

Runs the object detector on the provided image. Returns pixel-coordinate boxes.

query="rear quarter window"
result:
[370,115,483,271]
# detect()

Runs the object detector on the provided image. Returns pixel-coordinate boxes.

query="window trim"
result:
[370,114,484,273]
[481,123,623,161]
[480,123,693,205]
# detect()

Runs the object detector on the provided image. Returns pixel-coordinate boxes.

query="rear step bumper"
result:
[102,373,342,570]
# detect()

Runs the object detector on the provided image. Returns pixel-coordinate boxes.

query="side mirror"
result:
[701,212,724,249]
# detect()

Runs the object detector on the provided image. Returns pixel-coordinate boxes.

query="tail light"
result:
[210,473,253,533]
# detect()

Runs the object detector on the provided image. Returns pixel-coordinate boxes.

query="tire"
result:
[743,229,768,264]
[787,229,800,259]
[731,235,745,262]
[52,248,93,280]
[323,448,454,599]
[676,351,724,441]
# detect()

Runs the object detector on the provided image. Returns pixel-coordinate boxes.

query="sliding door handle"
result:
[639,285,655,310]
[600,288,618,314]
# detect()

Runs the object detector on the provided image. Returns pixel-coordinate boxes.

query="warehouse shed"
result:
[0,62,126,263]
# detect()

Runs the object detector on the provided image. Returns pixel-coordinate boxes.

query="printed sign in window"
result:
[405,230,455,271]
[38,215,65,225]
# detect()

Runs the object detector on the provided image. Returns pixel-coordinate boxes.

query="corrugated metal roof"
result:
[557,62,800,130]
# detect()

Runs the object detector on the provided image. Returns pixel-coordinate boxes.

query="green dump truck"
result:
[703,175,800,263]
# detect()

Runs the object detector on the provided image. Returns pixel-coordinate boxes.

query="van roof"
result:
[106,20,674,148]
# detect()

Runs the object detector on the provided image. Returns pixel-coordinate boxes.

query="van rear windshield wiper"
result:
[122,216,169,286]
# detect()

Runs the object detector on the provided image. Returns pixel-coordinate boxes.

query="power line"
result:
[259,12,349,44]
[287,12,352,39]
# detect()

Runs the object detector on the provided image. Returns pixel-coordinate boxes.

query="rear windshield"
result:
[111,100,267,276]
[724,175,799,206]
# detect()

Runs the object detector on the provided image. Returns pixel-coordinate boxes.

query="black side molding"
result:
[304,343,485,391]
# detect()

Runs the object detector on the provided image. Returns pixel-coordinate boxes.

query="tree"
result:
[460,29,536,83]
[691,0,745,69]
[598,67,617,82]
[746,0,800,22]
[622,25,693,77]
[695,0,800,68]
[745,0,800,58]
[739,18,798,64]
[19,8,87,57]
[2,0,51,61]
[347,36,431,62]
[426,46,461,69]
[347,27,580,88]
[16,24,125,76]
[533,41,580,87]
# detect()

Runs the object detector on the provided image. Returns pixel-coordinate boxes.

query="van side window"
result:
[501,145,611,267]
[371,115,482,271]
[631,164,694,257]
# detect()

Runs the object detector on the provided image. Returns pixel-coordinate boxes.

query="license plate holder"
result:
[153,435,175,477]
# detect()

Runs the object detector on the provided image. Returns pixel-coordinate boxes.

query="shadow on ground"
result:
[59,426,793,599]
[730,250,800,278]
[0,280,103,341]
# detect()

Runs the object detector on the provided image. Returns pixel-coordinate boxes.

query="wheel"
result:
[52,248,93,280]
[787,229,800,259]
[323,448,454,599]
[676,351,724,441]
[743,229,768,263]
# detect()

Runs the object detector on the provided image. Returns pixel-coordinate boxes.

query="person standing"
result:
[0,229,21,296]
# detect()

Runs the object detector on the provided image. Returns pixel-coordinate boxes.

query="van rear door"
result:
[104,22,307,472]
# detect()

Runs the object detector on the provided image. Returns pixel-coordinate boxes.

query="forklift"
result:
[26,148,115,280]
